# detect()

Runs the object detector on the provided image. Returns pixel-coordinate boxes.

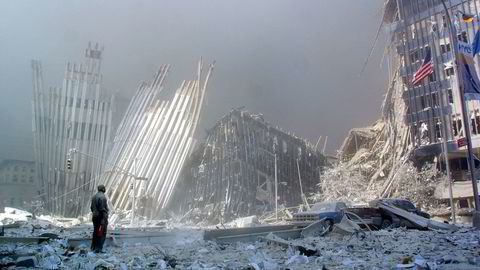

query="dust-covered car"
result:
[292,201,347,226]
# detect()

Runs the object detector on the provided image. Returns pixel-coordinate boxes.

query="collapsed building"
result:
[328,0,480,219]
[171,109,328,222]
[31,43,113,217]
[100,60,214,219]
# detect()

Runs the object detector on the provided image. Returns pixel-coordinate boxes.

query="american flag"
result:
[412,47,434,86]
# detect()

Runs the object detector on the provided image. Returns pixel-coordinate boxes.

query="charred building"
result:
[172,109,328,222]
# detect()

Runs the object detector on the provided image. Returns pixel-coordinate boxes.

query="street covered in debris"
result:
[1,207,480,269]
[5,0,480,269]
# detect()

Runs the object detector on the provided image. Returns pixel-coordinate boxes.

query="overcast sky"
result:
[0,0,388,161]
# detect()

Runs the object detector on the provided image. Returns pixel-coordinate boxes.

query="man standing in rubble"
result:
[90,184,109,253]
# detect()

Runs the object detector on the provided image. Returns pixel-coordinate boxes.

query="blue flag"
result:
[473,30,480,57]
[459,54,480,100]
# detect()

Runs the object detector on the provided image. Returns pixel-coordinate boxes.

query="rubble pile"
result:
[3,223,480,269]
[171,109,328,224]
[312,49,447,212]
[312,163,377,204]
[388,162,447,211]
[315,159,447,212]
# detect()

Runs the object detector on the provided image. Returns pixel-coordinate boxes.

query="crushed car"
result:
[292,199,431,230]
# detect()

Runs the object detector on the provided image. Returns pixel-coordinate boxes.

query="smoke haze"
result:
[0,0,387,160]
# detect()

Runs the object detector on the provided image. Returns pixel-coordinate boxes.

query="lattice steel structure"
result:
[171,109,328,222]
[32,43,113,217]
[101,60,214,218]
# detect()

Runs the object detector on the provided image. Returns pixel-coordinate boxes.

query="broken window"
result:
[440,43,451,54]
[453,119,458,136]
[410,50,420,63]
[448,89,454,103]
[419,122,430,143]
[428,72,436,82]
[431,92,439,107]
[459,198,469,208]
[420,95,428,109]
[472,118,477,134]
[453,118,463,136]
[435,121,442,139]
[412,125,418,141]
[408,24,416,40]
[445,67,454,77]
[458,31,468,43]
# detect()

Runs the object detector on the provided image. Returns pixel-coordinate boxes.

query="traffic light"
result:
[66,159,72,170]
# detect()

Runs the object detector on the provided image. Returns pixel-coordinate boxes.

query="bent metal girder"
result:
[101,59,214,218]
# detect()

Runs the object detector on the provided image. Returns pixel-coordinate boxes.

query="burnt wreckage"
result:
[172,109,328,222]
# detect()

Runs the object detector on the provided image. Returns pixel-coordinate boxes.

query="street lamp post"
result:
[274,152,278,221]
[440,0,480,227]
[259,148,278,220]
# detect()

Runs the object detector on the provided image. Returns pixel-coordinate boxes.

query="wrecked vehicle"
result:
[367,199,431,229]
[346,199,431,229]
[344,206,383,229]
[292,201,346,225]
[292,199,432,230]
[369,199,430,219]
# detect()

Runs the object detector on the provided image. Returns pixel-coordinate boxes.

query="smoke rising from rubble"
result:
[0,0,387,161]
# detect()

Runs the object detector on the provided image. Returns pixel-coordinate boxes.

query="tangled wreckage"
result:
[0,200,464,269]
[170,109,329,223]
[4,0,480,268]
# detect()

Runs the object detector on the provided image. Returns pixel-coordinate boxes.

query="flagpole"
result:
[428,8,456,223]
[441,0,480,228]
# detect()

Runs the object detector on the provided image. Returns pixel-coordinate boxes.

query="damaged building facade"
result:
[384,0,480,209]
[31,43,113,217]
[172,109,328,222]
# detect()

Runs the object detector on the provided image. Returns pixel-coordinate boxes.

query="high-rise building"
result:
[385,0,480,209]
[31,43,113,217]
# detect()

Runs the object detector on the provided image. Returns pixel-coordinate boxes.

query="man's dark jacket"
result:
[90,192,109,224]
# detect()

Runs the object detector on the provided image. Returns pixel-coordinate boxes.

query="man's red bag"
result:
[97,225,104,237]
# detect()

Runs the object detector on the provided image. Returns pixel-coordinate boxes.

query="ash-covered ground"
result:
[1,209,480,270]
